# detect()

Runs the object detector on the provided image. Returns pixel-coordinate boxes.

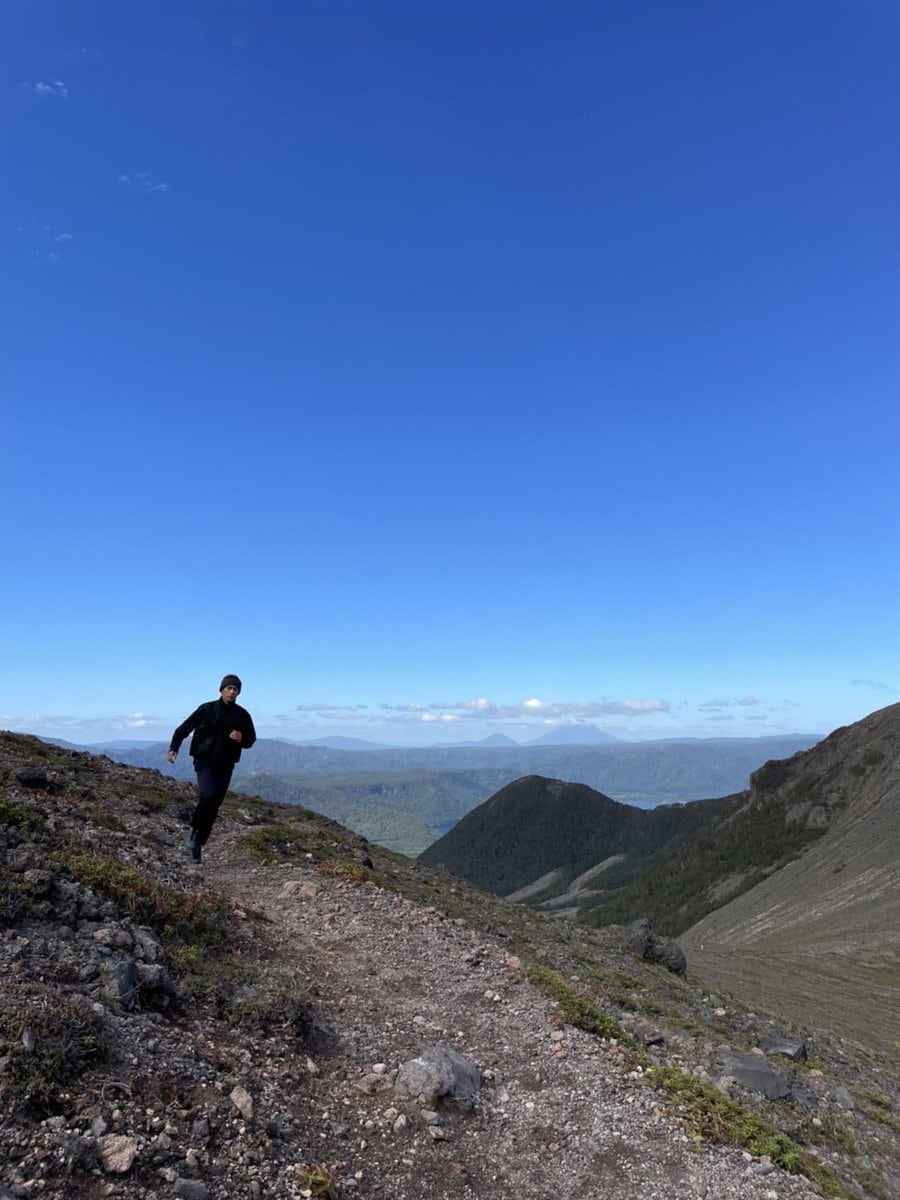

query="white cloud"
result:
[383,696,671,722]
[2,713,169,742]
[118,171,170,195]
[700,696,760,712]
[294,702,368,713]
[34,79,68,99]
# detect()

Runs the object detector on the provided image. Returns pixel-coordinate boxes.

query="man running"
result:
[167,674,256,864]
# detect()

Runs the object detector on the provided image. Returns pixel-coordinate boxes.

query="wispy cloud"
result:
[852,679,894,695]
[118,172,170,194]
[33,79,69,100]
[19,223,75,265]
[2,713,168,741]
[699,696,760,712]
[293,703,368,715]
[380,697,671,723]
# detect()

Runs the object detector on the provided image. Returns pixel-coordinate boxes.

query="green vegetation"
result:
[803,1113,857,1154]
[855,1091,900,1134]
[292,1163,337,1198]
[0,983,105,1111]
[60,850,229,978]
[62,850,227,942]
[236,767,500,856]
[855,1166,891,1199]
[584,791,828,935]
[525,963,638,1048]
[523,954,851,1200]
[0,794,42,831]
[419,776,729,899]
[237,823,310,864]
[319,857,382,886]
[646,1067,848,1198]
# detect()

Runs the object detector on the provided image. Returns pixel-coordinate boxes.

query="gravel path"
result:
[198,843,823,1200]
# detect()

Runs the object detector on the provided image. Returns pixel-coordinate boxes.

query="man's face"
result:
[220,685,240,704]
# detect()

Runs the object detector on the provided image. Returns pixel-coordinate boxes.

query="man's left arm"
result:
[240,708,257,750]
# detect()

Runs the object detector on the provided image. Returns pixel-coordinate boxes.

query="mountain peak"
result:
[527,724,620,746]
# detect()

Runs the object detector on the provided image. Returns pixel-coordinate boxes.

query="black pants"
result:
[192,762,234,846]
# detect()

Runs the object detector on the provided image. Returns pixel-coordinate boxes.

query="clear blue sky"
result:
[2,1,898,746]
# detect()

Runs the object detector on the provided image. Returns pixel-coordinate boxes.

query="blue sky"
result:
[2,1,898,746]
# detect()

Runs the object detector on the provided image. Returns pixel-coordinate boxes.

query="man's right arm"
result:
[167,704,205,761]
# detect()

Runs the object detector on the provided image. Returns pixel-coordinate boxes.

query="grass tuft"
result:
[0,795,42,830]
[60,850,228,962]
[647,1066,849,1197]
[0,983,105,1111]
[236,825,309,864]
[526,963,639,1048]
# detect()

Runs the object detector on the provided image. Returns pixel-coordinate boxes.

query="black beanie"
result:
[220,674,242,692]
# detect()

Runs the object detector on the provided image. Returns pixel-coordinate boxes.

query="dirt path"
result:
[196,840,821,1200]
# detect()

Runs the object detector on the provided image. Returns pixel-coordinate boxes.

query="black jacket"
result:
[169,699,256,767]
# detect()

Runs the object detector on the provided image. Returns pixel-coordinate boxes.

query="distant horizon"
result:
[5,715,835,751]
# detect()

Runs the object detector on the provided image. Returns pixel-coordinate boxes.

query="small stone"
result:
[229,1085,253,1120]
[97,1134,139,1174]
[175,1179,210,1200]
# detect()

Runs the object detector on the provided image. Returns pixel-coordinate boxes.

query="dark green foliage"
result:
[584,791,827,935]
[236,823,312,863]
[419,776,729,897]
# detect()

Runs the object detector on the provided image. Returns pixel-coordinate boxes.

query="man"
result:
[167,674,256,864]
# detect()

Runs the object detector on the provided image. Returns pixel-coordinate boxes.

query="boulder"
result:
[394,1044,481,1112]
[716,1049,791,1100]
[759,1033,807,1061]
[101,960,139,1010]
[612,919,687,975]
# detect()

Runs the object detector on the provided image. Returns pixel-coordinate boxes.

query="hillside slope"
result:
[3,731,898,1198]
[679,704,900,1057]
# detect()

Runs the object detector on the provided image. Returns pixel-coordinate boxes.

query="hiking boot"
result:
[185,831,202,865]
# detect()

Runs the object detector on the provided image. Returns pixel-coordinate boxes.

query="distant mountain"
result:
[418,775,730,900]
[450,734,520,748]
[294,736,391,750]
[527,725,620,746]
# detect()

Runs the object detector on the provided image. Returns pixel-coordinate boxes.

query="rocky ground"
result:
[1,732,897,1200]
